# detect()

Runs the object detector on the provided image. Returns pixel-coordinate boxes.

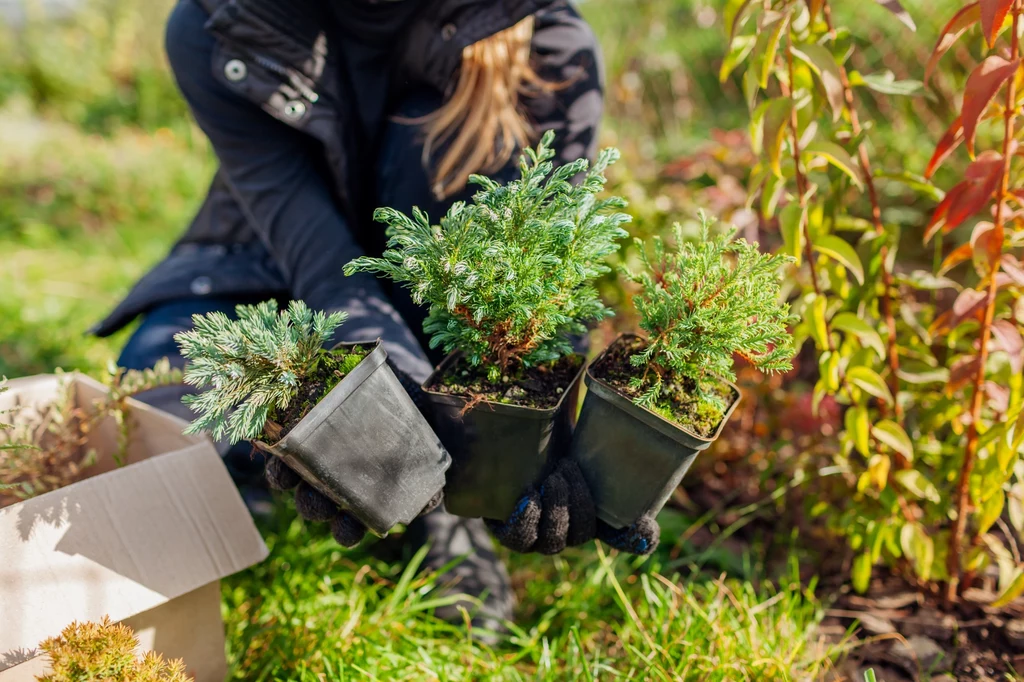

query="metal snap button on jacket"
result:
[283,100,306,119]
[224,59,247,82]
[441,23,457,40]
[190,276,213,296]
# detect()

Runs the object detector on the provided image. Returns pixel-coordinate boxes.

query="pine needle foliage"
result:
[38,616,190,682]
[626,213,797,414]
[175,300,348,445]
[344,130,631,381]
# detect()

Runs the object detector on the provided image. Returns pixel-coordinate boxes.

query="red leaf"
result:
[965,150,1005,181]
[963,57,1021,156]
[981,0,1014,47]
[924,152,1003,243]
[1001,255,1024,285]
[948,354,982,393]
[971,220,1003,272]
[939,242,975,274]
[927,2,981,84]
[926,116,964,179]
[951,288,989,328]
[931,309,954,336]
[925,186,960,243]
[944,179,992,235]
[991,319,1024,374]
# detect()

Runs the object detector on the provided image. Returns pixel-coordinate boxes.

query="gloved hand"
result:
[266,457,444,546]
[484,458,661,556]
[264,358,442,547]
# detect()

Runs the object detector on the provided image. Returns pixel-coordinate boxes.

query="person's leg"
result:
[375,91,519,633]
[117,297,269,490]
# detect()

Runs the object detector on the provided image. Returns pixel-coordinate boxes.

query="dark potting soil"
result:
[262,347,369,442]
[426,354,583,409]
[590,336,736,438]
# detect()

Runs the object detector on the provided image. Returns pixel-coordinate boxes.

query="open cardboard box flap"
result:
[0,374,268,672]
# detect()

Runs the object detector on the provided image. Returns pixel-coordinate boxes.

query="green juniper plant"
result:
[344,130,631,383]
[175,299,361,444]
[626,212,797,426]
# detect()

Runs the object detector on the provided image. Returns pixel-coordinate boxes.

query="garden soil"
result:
[589,335,735,438]
[822,571,1024,681]
[426,353,583,409]
[658,353,1024,681]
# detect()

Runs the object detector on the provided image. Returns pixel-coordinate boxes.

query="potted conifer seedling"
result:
[570,215,797,528]
[175,300,450,536]
[345,132,630,520]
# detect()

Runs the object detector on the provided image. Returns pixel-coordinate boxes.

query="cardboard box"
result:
[0,374,269,681]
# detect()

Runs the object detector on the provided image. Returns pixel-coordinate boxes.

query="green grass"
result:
[223,501,839,681]
[0,104,212,375]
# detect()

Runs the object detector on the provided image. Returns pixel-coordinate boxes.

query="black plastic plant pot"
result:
[256,341,451,537]
[422,354,586,521]
[568,334,741,529]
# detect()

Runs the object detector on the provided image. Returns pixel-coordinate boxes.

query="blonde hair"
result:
[418,16,551,199]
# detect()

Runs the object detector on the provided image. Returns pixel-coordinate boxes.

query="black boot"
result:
[406,506,515,642]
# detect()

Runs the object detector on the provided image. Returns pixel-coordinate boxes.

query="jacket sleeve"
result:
[165,0,433,380]
[526,2,605,165]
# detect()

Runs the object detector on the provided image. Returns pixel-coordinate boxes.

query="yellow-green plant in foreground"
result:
[38,617,189,682]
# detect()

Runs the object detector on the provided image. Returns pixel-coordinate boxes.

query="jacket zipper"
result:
[252,53,320,104]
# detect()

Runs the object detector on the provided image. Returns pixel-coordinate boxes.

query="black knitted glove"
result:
[264,361,441,547]
[484,458,661,556]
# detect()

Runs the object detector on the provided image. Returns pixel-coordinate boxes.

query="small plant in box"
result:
[570,214,797,528]
[175,299,449,539]
[1,363,182,506]
[345,131,630,519]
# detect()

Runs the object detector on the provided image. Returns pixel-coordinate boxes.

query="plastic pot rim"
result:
[255,339,386,452]
[421,351,587,420]
[584,333,742,447]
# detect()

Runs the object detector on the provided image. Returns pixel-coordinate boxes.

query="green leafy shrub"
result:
[625,213,796,422]
[344,131,631,381]
[38,616,190,682]
[175,300,364,444]
[727,0,937,597]
[727,0,1024,606]
[0,0,187,134]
